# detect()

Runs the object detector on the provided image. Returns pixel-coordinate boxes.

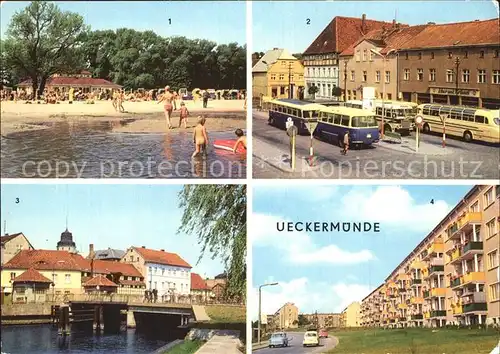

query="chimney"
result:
[141,246,145,248]
[361,14,367,33]
[89,243,94,254]
[392,19,396,28]
[161,249,165,252]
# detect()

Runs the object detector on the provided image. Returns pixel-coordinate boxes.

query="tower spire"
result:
[3,220,6,235]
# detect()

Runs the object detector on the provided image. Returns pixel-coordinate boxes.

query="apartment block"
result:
[361,185,500,328]
[271,302,299,330]
[303,312,341,329]
[340,302,361,327]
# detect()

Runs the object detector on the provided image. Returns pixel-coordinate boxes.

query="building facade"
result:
[340,302,361,327]
[397,19,500,109]
[121,246,192,298]
[360,284,384,327]
[303,312,341,328]
[361,185,500,328]
[1,233,34,265]
[271,302,299,329]
[303,14,394,100]
[252,48,305,100]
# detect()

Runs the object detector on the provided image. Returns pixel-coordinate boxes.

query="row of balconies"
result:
[450,272,486,289]
[447,241,484,264]
[423,287,446,298]
[446,212,482,241]
[424,310,447,319]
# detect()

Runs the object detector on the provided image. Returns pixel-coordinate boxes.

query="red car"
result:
[319,329,328,338]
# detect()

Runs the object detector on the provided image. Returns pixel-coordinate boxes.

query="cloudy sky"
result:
[1,183,224,278]
[250,184,472,320]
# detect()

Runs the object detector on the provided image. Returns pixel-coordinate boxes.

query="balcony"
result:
[398,303,408,309]
[462,272,486,285]
[450,277,462,288]
[452,306,463,315]
[422,268,429,279]
[411,279,422,286]
[456,212,482,233]
[411,314,423,320]
[430,310,447,317]
[428,265,445,276]
[448,248,462,264]
[463,303,487,313]
[427,241,445,256]
[411,297,424,304]
[447,223,459,239]
[423,290,430,298]
[431,288,446,297]
[461,241,483,259]
[424,312,430,319]
[410,261,425,269]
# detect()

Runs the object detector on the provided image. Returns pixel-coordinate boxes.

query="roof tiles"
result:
[133,247,191,268]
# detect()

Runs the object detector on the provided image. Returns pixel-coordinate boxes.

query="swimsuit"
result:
[164,102,173,112]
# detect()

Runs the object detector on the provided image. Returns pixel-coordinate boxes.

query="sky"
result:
[251,184,473,320]
[0,183,224,278]
[252,0,499,53]
[0,1,246,45]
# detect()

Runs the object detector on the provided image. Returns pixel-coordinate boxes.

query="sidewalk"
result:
[194,330,242,354]
[191,305,210,322]
[253,137,323,174]
[378,135,455,156]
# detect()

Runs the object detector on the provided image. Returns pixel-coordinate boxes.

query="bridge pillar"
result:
[94,305,103,333]
[103,305,122,334]
[127,310,136,328]
[58,305,70,336]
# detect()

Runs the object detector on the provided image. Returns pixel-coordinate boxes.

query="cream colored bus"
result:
[417,104,500,144]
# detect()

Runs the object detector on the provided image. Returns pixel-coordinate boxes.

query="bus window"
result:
[475,115,487,124]
[352,116,378,127]
[332,114,340,125]
[340,115,350,126]
[376,107,382,115]
[328,113,334,124]
[430,107,440,116]
[463,113,474,122]
[422,106,430,115]
[303,110,318,118]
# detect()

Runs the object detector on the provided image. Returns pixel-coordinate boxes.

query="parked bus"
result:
[345,100,417,135]
[417,104,500,143]
[267,99,323,135]
[314,105,380,148]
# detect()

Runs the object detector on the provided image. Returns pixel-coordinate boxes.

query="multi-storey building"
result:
[397,19,499,109]
[361,185,500,328]
[121,246,192,298]
[303,14,394,100]
[340,302,361,327]
[252,48,305,100]
[271,302,299,329]
[360,284,383,327]
[1,232,34,265]
[303,312,341,328]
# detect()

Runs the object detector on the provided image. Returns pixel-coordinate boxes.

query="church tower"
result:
[57,228,76,253]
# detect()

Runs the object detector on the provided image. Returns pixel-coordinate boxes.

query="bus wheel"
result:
[463,131,473,142]
[423,123,430,134]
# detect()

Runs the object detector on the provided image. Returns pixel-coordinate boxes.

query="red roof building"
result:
[12,268,52,284]
[83,275,118,288]
[191,273,209,291]
[132,246,192,268]
[3,249,90,271]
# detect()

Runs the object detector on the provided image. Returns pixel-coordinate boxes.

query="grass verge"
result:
[327,328,499,354]
[165,340,203,354]
[205,305,246,324]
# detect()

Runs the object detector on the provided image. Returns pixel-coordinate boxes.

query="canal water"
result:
[1,120,246,178]
[1,324,173,353]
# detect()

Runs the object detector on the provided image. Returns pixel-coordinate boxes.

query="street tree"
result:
[2,1,88,97]
[178,185,246,301]
[308,85,319,99]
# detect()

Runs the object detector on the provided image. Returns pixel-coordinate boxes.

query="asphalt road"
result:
[256,332,338,354]
[253,111,500,179]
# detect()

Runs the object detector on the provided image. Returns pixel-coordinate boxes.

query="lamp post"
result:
[258,282,278,344]
[343,60,348,102]
[370,49,396,139]
[288,63,293,99]
[454,57,460,97]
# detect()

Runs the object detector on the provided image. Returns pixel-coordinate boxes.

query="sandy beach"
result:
[0,99,246,136]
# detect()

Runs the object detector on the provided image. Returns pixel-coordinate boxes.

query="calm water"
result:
[1,325,170,353]
[1,120,246,178]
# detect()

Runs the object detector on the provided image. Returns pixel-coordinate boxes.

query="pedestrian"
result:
[341,130,350,155]
[202,90,209,108]
[153,289,158,303]
[144,289,148,303]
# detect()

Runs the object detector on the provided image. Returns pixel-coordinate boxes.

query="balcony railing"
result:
[430,310,446,317]
[463,292,486,303]
[423,290,430,298]
[430,258,444,266]
[431,288,446,297]
[429,265,445,274]
[457,212,482,231]
[462,272,486,284]
[462,241,483,255]
[450,277,462,288]
[411,314,423,320]
[463,303,487,313]
[411,297,424,304]
[411,279,422,286]
[452,306,463,315]
[449,248,461,263]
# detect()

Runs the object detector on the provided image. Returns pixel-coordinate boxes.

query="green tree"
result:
[298,314,311,327]
[178,185,246,300]
[2,1,88,97]
[332,85,342,97]
[308,85,319,99]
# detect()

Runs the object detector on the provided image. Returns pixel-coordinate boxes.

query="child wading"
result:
[192,116,208,158]
[179,101,189,128]
[232,128,247,153]
[341,130,349,155]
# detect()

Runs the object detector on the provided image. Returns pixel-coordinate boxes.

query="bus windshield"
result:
[394,108,414,117]
[352,116,378,128]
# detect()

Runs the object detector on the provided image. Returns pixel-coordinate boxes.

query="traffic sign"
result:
[285,117,294,130]
[308,121,318,135]
[415,115,423,125]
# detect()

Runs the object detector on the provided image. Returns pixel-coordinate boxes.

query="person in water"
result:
[157,85,176,129]
[179,101,189,129]
[232,128,247,153]
[192,116,208,158]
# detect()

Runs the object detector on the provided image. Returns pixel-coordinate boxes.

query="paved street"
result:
[253,111,500,179]
[255,332,338,353]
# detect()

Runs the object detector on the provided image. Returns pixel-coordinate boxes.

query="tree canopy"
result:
[178,185,246,301]
[2,1,246,93]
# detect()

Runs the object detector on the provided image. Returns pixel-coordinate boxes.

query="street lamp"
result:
[454,57,461,96]
[258,282,278,344]
[370,48,397,139]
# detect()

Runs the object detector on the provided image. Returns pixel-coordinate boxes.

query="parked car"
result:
[268,332,289,348]
[303,330,319,347]
[319,329,328,338]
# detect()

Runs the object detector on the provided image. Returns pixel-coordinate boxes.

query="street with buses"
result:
[252,99,500,179]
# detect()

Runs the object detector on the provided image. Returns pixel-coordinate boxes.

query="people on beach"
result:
[158,85,176,129]
[112,90,118,111]
[202,90,209,108]
[179,101,189,128]
[118,90,125,112]
[192,116,208,158]
[232,128,247,153]
[341,130,350,155]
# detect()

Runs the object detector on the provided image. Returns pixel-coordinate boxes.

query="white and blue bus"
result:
[267,99,323,135]
[314,106,380,148]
